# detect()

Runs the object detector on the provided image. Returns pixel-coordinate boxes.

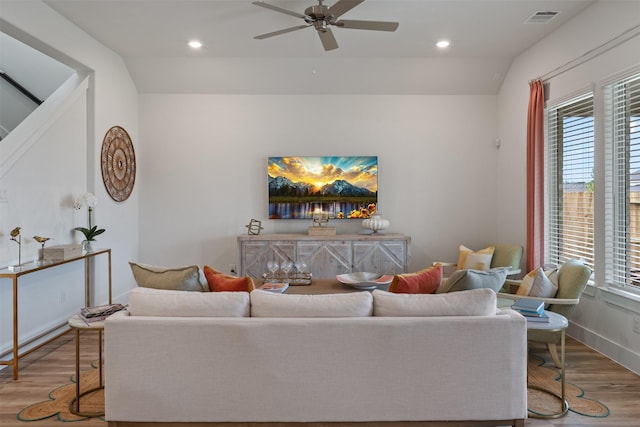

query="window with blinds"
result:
[605,72,640,292]
[545,94,595,271]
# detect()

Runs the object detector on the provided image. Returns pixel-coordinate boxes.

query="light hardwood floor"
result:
[1,331,639,426]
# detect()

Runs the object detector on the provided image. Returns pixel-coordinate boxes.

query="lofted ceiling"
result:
[43,0,596,95]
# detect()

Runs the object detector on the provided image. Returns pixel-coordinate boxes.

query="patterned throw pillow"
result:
[203,265,255,292]
[516,267,558,298]
[388,264,442,294]
[457,245,495,270]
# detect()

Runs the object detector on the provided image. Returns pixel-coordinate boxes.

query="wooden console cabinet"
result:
[238,234,410,280]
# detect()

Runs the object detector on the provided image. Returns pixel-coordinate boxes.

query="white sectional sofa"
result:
[104,287,527,427]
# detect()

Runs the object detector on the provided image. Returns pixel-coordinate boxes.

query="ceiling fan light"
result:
[436,40,450,49]
[252,0,399,51]
[313,20,328,32]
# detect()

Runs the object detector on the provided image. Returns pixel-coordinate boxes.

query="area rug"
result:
[17,363,104,423]
[527,353,610,418]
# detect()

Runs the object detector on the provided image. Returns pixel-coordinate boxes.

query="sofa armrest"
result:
[106,310,130,319]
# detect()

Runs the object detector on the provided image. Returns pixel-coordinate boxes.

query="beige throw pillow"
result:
[129,262,207,292]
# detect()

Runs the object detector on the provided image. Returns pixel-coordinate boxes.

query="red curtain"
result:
[526,80,545,271]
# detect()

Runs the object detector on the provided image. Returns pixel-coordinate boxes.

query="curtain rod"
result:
[530,23,640,84]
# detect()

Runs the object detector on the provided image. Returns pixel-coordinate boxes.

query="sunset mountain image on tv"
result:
[268,156,378,220]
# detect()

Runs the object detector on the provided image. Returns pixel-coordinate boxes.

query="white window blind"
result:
[545,94,595,270]
[605,72,640,291]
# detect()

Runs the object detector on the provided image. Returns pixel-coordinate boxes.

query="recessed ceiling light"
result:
[188,40,203,49]
[436,40,450,49]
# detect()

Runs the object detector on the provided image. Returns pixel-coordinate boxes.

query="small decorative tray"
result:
[336,272,394,290]
[262,272,312,286]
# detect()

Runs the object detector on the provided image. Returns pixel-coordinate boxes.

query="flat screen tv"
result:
[268,156,378,220]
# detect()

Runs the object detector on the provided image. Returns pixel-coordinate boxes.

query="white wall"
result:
[0,1,138,358]
[139,94,500,272]
[497,0,640,373]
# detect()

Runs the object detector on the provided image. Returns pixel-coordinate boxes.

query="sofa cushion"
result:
[437,267,508,293]
[457,245,494,270]
[203,265,256,292]
[129,262,207,292]
[373,288,497,316]
[250,289,373,317]
[127,286,250,317]
[516,267,558,298]
[388,264,442,294]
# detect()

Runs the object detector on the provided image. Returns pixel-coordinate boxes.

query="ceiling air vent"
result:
[525,11,559,24]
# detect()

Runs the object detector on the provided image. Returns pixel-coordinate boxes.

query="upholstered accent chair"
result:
[499,259,592,367]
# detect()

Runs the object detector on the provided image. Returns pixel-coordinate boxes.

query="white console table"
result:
[238,233,410,280]
[0,248,112,380]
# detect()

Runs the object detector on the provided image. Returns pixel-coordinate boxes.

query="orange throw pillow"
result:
[388,264,442,294]
[203,265,255,292]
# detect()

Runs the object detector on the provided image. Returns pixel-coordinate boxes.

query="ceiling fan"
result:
[252,0,399,51]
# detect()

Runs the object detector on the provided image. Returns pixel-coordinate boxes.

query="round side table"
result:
[68,314,105,417]
[526,310,569,419]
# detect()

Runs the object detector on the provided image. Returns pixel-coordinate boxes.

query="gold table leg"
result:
[12,277,18,380]
[528,330,569,418]
[68,329,105,417]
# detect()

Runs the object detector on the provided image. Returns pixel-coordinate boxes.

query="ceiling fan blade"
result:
[251,1,306,19]
[254,25,310,40]
[318,27,339,51]
[327,0,365,20]
[334,19,399,31]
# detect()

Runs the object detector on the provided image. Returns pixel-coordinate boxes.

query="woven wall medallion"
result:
[101,126,136,202]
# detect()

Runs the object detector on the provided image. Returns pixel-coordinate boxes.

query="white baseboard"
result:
[568,322,640,375]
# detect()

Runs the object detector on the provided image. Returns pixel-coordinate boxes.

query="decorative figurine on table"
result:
[308,211,336,236]
[33,236,52,263]
[33,235,51,246]
[245,219,264,235]
[312,211,330,227]
[9,226,22,266]
[10,227,21,239]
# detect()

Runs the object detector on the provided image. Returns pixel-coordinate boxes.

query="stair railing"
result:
[0,69,43,105]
